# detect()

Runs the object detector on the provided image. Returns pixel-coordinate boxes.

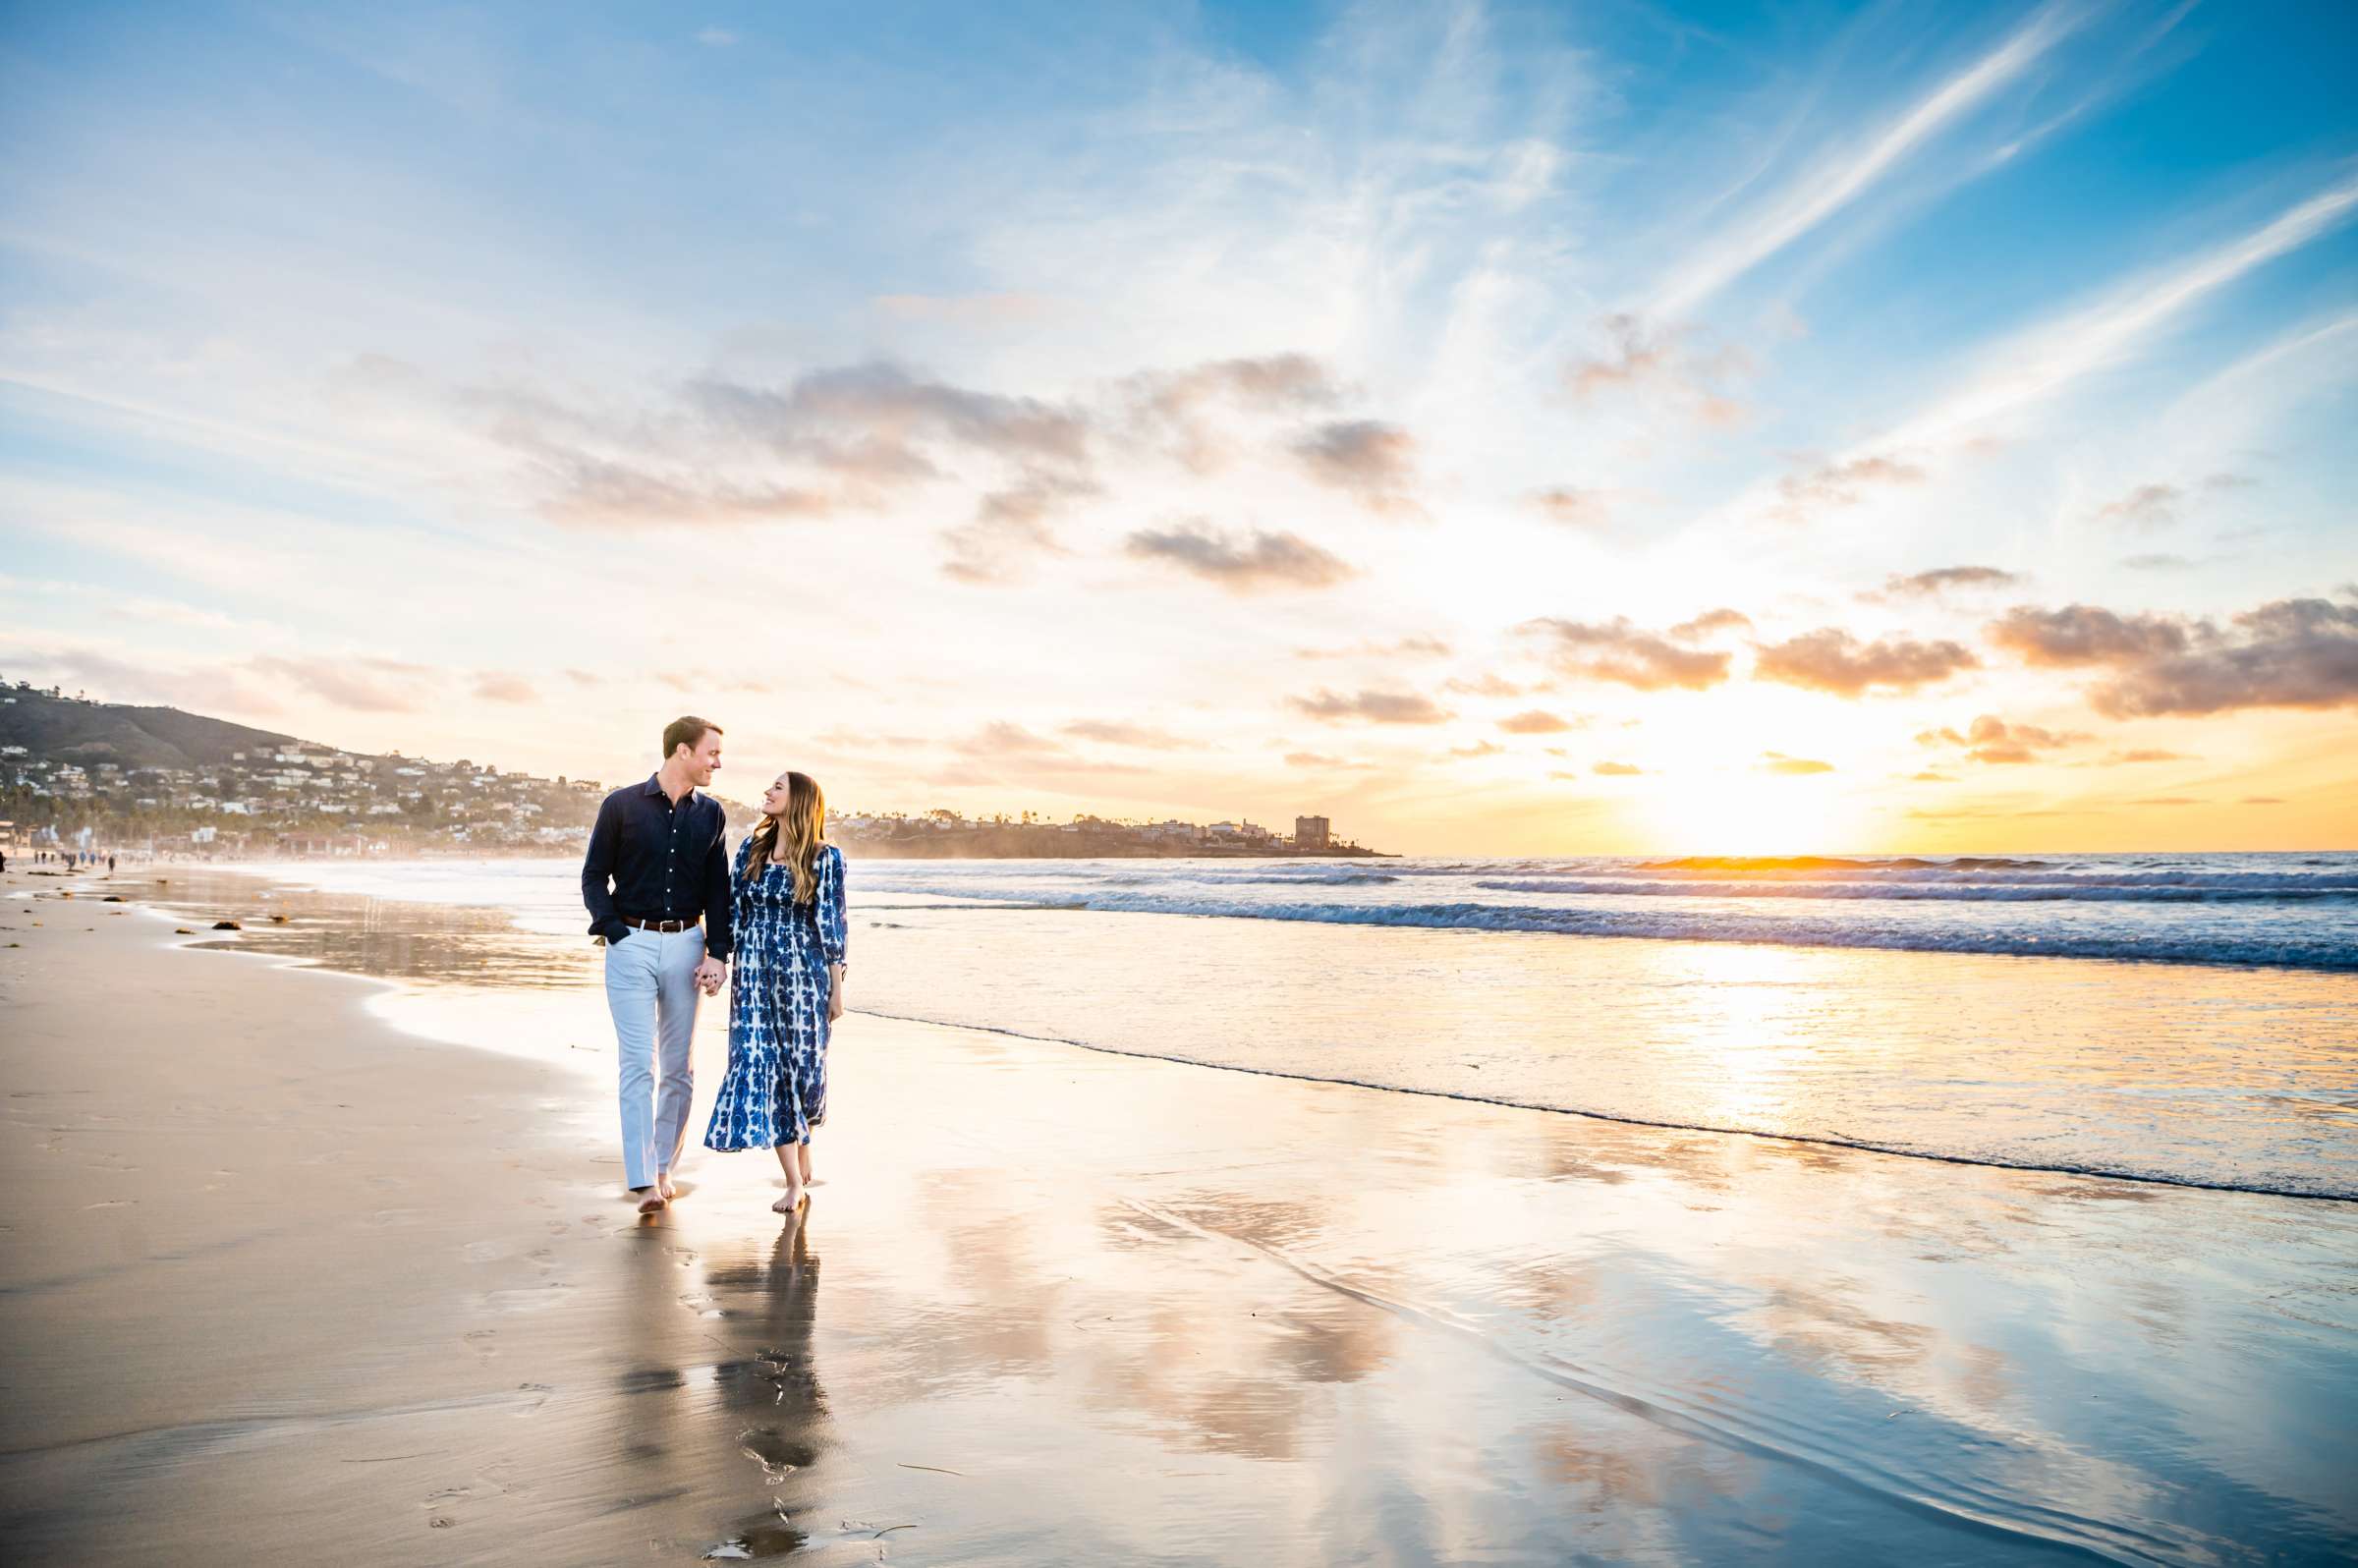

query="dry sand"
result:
[2,865,2353,1565]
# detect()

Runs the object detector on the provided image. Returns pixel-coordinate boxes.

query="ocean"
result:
[233,850,2357,1201]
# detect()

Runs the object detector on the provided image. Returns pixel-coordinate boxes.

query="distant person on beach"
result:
[581,716,733,1214]
[703,770,847,1215]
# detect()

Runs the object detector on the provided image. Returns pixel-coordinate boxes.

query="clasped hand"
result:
[694,955,727,996]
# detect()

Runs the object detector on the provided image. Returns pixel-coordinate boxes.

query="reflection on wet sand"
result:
[691,1208,829,1558]
[8,865,2349,1564]
[137,868,593,988]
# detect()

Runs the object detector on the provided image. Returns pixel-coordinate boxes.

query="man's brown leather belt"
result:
[619,916,701,932]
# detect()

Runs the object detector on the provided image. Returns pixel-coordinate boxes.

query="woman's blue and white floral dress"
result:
[704,840,848,1150]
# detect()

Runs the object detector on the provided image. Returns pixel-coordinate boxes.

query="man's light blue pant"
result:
[603,926,704,1190]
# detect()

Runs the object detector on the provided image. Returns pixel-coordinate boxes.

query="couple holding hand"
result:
[581,715,847,1216]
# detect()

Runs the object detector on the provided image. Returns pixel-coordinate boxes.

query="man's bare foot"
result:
[634,1187,667,1214]
[769,1187,806,1215]
[656,1171,678,1201]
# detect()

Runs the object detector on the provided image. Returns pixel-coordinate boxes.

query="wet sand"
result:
[2,866,2354,1564]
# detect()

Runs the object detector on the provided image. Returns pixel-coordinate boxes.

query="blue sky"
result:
[2,1,2353,852]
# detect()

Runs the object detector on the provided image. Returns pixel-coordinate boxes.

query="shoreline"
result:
[3,862,2353,1562]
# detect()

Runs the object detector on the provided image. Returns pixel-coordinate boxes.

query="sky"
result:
[2,0,2354,855]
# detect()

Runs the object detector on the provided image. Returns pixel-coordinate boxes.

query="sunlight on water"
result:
[140,855,2358,1198]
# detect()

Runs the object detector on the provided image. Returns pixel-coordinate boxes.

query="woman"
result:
[703,770,848,1213]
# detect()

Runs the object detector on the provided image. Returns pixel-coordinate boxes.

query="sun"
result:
[1627,764,1864,856]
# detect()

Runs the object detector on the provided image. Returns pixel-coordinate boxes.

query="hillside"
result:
[0,684,302,768]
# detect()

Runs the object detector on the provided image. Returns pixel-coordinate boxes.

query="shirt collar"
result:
[642,772,699,806]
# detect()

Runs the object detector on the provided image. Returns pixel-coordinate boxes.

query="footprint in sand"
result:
[83,1200,134,1209]
[737,1427,819,1485]
[463,1330,497,1358]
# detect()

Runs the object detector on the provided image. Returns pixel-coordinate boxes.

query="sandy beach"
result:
[2,863,2354,1565]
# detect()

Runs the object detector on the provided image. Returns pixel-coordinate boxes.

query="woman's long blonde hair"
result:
[748,771,826,904]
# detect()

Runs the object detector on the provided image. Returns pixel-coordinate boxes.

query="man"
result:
[582,716,733,1213]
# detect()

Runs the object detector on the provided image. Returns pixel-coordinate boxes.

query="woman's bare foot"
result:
[769,1186,806,1215]
[656,1171,678,1201]
[634,1186,667,1214]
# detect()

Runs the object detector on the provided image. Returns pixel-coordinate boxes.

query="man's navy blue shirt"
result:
[581,774,733,959]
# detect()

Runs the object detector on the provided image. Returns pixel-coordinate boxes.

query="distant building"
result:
[1295,815,1330,850]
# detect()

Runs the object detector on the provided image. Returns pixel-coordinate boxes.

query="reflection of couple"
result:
[581,716,849,1216]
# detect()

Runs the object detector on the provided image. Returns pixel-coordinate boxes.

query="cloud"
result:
[1986,604,2192,665]
[1648,3,2083,317]
[2092,481,2183,529]
[1290,420,1424,518]
[1868,565,2024,601]
[1915,712,2087,763]
[1449,741,1505,759]
[1592,760,1643,776]
[2243,796,2285,805]
[1296,636,1452,660]
[1874,173,2358,456]
[695,27,737,47]
[1519,617,1733,691]
[526,445,837,528]
[1498,709,1580,735]
[247,654,434,712]
[2130,796,2203,807]
[951,721,1066,757]
[1771,453,1927,523]
[8,645,286,719]
[941,473,1088,585]
[1529,487,1613,529]
[472,672,538,703]
[2095,748,2189,765]
[1442,673,1531,698]
[1288,689,1452,725]
[1124,523,1354,591]
[1759,751,1834,774]
[1561,314,1750,425]
[1284,751,1376,769]
[1062,720,1190,749]
[1752,629,1979,696]
[1667,607,1753,641]
[1910,770,1956,782]
[1121,354,1343,471]
[2092,472,2256,530]
[2121,553,2195,572]
[2089,596,2358,717]
[1988,595,2358,716]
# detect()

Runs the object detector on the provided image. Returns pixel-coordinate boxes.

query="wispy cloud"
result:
[1864,565,2025,601]
[1519,617,1733,691]
[1289,688,1453,725]
[1650,3,2084,318]
[1125,523,1354,591]
[1878,172,2358,454]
